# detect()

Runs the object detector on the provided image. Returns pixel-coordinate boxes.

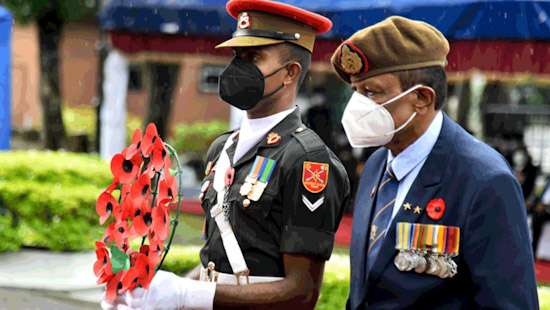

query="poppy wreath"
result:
[93,123,183,302]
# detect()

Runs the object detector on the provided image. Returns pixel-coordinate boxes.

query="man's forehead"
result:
[353,73,402,90]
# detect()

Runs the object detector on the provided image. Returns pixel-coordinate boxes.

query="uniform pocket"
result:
[235,190,274,219]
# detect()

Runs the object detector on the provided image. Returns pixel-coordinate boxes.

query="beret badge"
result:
[339,43,368,76]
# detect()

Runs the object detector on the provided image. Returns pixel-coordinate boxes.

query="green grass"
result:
[541,286,550,310]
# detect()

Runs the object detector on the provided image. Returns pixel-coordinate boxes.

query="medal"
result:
[240,156,277,201]
[394,251,410,272]
[426,254,440,275]
[239,182,253,196]
[436,256,449,278]
[414,252,428,274]
[248,181,267,201]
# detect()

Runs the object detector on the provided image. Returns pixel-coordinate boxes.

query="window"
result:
[128,64,143,91]
[199,65,225,93]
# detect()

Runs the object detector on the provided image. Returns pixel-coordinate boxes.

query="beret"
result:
[331,16,450,83]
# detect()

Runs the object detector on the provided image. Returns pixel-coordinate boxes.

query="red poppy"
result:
[426,198,446,221]
[158,174,177,205]
[105,270,126,302]
[147,232,164,266]
[104,221,129,248]
[141,123,160,157]
[122,251,156,290]
[152,204,171,241]
[130,200,153,237]
[111,153,141,184]
[94,242,113,284]
[130,173,152,208]
[124,128,143,160]
[120,183,132,202]
[96,191,118,225]
[150,138,168,172]
[105,179,119,194]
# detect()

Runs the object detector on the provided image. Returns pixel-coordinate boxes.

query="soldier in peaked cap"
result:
[101,1,350,309]
[332,16,539,309]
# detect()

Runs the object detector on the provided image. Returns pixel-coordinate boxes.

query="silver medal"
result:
[436,257,449,278]
[414,253,428,274]
[445,256,458,278]
[394,251,409,272]
[426,255,440,275]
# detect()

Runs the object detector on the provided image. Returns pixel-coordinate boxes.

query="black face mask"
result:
[218,57,287,110]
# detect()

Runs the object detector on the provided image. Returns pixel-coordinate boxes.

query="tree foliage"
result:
[2,0,97,24]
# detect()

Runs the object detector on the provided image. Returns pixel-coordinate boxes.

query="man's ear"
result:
[414,86,436,114]
[284,62,302,86]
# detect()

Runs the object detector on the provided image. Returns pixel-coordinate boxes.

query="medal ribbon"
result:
[247,156,265,181]
[259,158,277,183]
[446,226,460,256]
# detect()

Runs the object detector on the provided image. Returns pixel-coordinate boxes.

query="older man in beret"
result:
[332,16,539,309]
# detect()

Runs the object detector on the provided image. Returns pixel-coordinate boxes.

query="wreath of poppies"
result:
[93,123,183,302]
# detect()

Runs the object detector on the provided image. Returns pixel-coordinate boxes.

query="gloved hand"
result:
[125,270,216,310]
[100,291,129,310]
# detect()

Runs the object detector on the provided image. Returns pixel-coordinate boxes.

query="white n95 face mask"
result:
[341,84,423,148]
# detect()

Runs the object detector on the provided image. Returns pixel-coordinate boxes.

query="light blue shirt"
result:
[387,111,443,221]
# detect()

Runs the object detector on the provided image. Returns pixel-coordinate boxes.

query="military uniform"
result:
[199,109,350,277]
[197,0,350,282]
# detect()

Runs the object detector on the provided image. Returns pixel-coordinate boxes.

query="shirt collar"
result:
[387,111,443,181]
[239,107,296,140]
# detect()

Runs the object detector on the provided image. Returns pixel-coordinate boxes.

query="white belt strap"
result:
[200,266,283,285]
[210,132,249,275]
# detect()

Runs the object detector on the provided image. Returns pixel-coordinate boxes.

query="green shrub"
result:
[0,207,21,252]
[0,151,109,252]
[169,121,228,155]
[63,106,143,145]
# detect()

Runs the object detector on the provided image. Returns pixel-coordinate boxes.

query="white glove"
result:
[126,270,216,310]
[100,291,130,310]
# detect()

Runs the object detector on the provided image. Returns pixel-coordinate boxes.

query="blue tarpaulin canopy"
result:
[100,0,550,40]
[0,6,11,150]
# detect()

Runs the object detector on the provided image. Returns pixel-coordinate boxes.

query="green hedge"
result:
[169,121,228,155]
[0,151,109,252]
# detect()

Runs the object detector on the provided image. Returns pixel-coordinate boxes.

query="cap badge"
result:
[238,12,251,29]
[339,43,368,75]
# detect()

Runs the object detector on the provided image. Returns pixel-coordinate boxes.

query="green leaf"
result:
[110,244,130,274]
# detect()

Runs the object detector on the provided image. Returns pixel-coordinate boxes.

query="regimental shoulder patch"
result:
[302,161,329,193]
[339,42,368,76]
